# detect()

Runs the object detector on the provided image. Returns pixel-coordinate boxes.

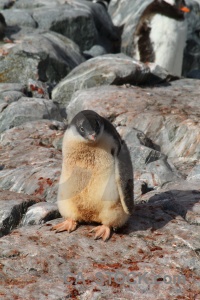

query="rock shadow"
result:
[120,188,200,235]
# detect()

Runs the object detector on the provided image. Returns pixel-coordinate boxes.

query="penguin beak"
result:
[180,6,190,13]
[88,133,96,141]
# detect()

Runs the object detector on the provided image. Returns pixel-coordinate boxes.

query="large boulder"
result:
[0,31,85,84]
[52,53,172,107]
[0,97,62,133]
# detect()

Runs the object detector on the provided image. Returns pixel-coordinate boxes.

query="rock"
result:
[52,54,172,107]
[83,44,107,59]
[0,91,26,104]
[0,120,63,202]
[0,31,85,84]
[0,190,41,237]
[4,0,122,53]
[0,100,7,112]
[0,97,62,133]
[1,9,37,28]
[122,128,180,187]
[187,164,200,181]
[0,0,15,9]
[31,4,98,52]
[33,0,121,52]
[0,184,200,298]
[13,0,59,9]
[186,69,200,79]
[22,202,60,225]
[66,78,199,180]
[0,83,26,93]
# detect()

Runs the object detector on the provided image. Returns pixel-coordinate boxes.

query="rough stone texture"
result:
[0,31,85,84]
[31,4,98,52]
[108,0,200,76]
[1,9,37,28]
[22,202,60,226]
[0,190,41,237]
[52,54,172,107]
[2,0,122,53]
[66,79,199,179]
[0,120,62,202]
[0,184,199,299]
[0,97,62,133]
[13,0,60,8]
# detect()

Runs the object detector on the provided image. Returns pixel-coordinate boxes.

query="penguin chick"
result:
[52,110,134,241]
[134,0,190,76]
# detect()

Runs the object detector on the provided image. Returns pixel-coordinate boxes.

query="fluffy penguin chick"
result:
[52,110,134,241]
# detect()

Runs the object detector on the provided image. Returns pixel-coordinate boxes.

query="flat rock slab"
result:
[0,190,41,237]
[0,184,200,299]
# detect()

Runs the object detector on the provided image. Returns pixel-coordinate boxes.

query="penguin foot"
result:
[90,225,111,241]
[51,219,78,233]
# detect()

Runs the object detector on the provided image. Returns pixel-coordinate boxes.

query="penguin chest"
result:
[149,14,187,76]
[60,145,120,222]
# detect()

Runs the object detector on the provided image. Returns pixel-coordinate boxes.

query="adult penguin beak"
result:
[180,6,190,13]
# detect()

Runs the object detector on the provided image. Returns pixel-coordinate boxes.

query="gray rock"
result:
[52,54,172,107]
[83,44,107,59]
[13,0,61,9]
[0,83,26,93]
[0,30,85,84]
[0,91,25,103]
[31,4,98,52]
[1,9,37,28]
[0,120,62,203]
[0,100,7,112]
[21,0,121,52]
[0,0,15,9]
[122,129,180,187]
[0,97,62,133]
[22,202,60,225]
[0,190,41,237]
[187,164,200,181]
[0,184,200,298]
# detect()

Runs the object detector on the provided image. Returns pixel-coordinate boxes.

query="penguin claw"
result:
[51,219,77,233]
[90,225,111,241]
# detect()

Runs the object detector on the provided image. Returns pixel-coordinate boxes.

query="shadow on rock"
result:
[120,189,200,234]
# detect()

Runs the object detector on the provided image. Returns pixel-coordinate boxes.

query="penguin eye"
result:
[80,127,84,133]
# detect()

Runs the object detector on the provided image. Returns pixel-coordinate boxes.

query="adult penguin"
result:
[134,0,190,76]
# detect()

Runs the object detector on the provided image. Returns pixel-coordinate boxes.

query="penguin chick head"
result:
[70,110,104,143]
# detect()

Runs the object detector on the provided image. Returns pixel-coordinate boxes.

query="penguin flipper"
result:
[115,141,134,215]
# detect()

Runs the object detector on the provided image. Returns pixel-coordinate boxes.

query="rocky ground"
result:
[0,0,200,299]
